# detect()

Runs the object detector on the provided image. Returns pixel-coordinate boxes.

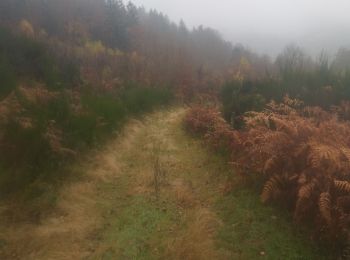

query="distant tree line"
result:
[222,44,350,126]
[0,0,255,97]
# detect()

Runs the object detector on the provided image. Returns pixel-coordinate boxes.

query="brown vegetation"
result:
[184,98,350,256]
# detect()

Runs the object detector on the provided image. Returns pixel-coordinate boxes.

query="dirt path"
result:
[0,107,328,260]
[0,108,228,259]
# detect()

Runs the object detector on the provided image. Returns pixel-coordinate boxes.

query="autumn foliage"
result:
[184,98,350,256]
[184,106,240,152]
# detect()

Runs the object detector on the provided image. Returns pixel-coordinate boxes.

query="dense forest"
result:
[0,0,272,200]
[0,0,231,194]
[2,0,350,259]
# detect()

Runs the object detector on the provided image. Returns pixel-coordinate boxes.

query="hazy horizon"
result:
[132,0,350,58]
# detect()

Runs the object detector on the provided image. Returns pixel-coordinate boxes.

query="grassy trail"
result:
[0,107,329,259]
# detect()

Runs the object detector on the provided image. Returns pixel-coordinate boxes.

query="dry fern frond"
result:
[298,179,318,199]
[340,148,350,161]
[297,172,308,185]
[319,192,332,226]
[335,181,350,194]
[294,143,310,160]
[261,175,283,203]
[307,142,341,171]
[269,116,298,137]
[263,156,280,175]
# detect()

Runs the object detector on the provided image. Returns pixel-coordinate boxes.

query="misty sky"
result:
[132,0,350,57]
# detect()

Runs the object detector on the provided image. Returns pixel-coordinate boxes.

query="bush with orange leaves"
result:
[183,106,240,152]
[184,98,350,256]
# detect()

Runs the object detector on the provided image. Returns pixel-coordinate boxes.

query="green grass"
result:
[100,196,176,260]
[215,188,331,259]
[93,173,179,260]
[198,158,331,259]
[197,148,332,259]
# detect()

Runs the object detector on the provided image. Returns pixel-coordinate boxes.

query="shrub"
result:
[221,81,265,128]
[82,93,126,131]
[0,85,173,198]
[122,85,173,115]
[184,106,240,153]
[220,68,350,114]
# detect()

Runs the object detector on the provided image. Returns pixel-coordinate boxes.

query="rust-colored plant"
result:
[184,98,350,256]
[183,106,240,152]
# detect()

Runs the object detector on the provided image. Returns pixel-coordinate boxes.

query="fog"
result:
[132,0,350,57]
